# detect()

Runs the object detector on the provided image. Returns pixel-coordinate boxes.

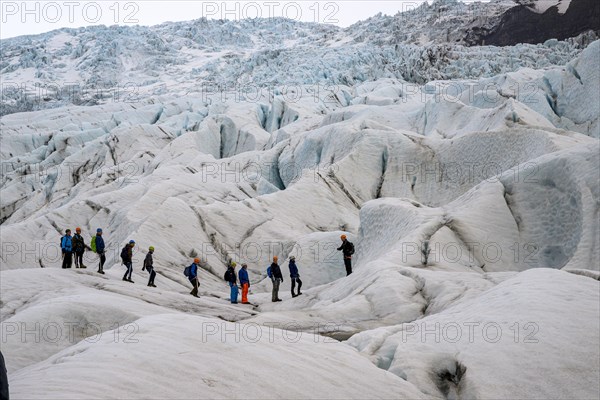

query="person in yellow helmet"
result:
[225,261,238,304]
[337,234,355,276]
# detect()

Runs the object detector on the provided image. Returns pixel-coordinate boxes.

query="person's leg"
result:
[344,258,352,275]
[66,252,73,268]
[74,251,80,268]
[150,269,156,286]
[230,283,238,303]
[297,278,303,295]
[272,280,277,302]
[291,278,297,297]
[123,262,133,281]
[241,283,249,303]
[147,267,153,286]
[274,279,281,301]
[99,253,106,273]
[191,278,199,296]
[78,252,86,268]
[62,252,68,269]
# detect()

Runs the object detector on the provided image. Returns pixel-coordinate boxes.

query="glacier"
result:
[1,3,599,400]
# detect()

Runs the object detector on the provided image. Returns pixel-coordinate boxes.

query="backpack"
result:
[90,236,97,253]
[120,245,128,264]
[224,269,232,282]
[348,241,355,255]
[267,266,273,279]
[183,265,191,277]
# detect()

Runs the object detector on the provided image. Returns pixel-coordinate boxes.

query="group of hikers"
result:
[215,254,302,304]
[59,228,106,272]
[60,228,355,303]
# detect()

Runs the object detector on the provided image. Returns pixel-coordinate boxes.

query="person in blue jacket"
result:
[95,228,106,275]
[238,263,250,304]
[189,258,200,298]
[61,229,73,269]
[289,256,303,297]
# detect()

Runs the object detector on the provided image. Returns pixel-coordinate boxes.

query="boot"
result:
[127,279,134,283]
[292,293,298,298]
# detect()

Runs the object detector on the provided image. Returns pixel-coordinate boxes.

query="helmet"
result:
[66,229,71,233]
[97,228,102,233]
[149,246,155,252]
[194,258,200,264]
[242,263,248,268]
[273,256,278,262]
[129,240,135,244]
[230,261,237,267]
[341,234,347,240]
[76,227,81,233]
[290,255,295,260]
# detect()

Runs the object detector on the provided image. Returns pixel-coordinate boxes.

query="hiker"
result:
[0,350,8,400]
[94,228,106,274]
[121,240,135,283]
[270,256,283,302]
[337,234,355,276]
[72,227,86,269]
[61,229,73,269]
[225,261,238,304]
[142,246,156,287]
[238,263,250,304]
[289,256,302,297]
[187,258,200,297]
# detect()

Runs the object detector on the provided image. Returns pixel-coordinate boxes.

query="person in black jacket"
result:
[121,240,135,283]
[226,261,238,304]
[288,256,302,297]
[0,350,8,400]
[142,246,156,287]
[72,227,86,268]
[337,234,354,276]
[270,256,283,302]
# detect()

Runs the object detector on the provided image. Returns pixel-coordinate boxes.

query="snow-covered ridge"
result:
[1,0,598,116]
